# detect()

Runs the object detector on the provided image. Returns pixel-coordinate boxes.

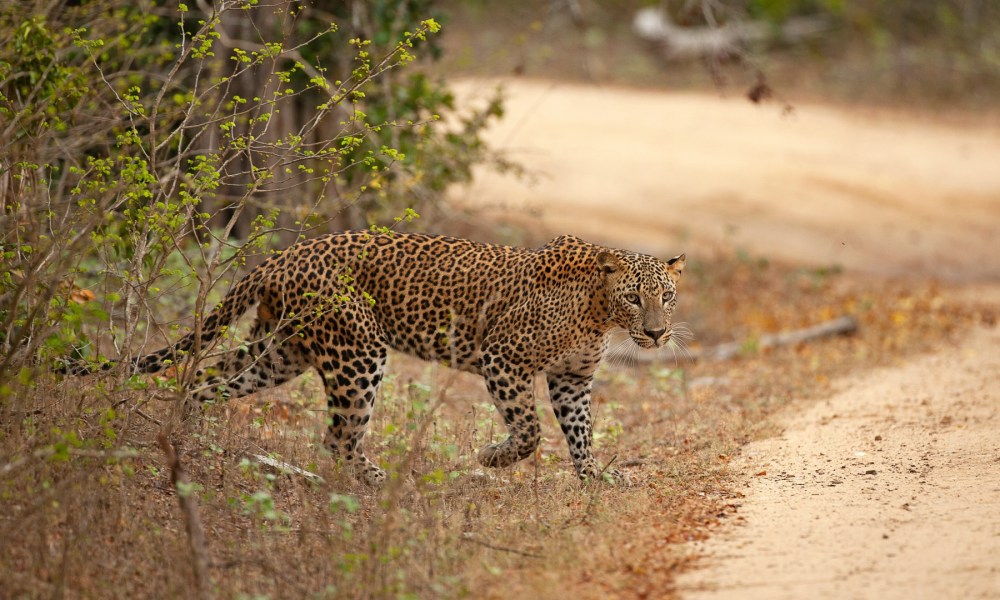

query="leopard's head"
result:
[598,250,685,349]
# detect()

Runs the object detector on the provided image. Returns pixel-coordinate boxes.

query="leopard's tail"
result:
[58,267,266,376]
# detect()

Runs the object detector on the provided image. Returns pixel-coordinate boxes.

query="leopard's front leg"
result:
[477,353,541,469]
[547,370,629,485]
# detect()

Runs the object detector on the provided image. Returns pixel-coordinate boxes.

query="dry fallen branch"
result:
[635,315,859,364]
[460,532,543,558]
[157,432,213,600]
[248,453,324,484]
[633,7,828,62]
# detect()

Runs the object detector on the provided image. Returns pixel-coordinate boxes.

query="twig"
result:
[460,533,543,558]
[157,432,212,600]
[248,453,324,484]
[135,408,162,426]
[597,453,619,478]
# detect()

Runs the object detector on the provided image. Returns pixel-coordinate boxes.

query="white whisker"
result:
[668,341,680,367]
[605,330,637,366]
[628,342,640,370]
[666,321,695,362]
[670,321,695,339]
[670,338,693,362]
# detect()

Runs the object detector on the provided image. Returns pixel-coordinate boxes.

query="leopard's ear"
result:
[666,253,686,278]
[597,251,622,276]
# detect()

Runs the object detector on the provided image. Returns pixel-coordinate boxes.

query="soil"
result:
[451,78,1000,599]
[675,324,1000,600]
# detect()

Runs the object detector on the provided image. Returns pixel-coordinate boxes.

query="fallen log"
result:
[618,315,859,364]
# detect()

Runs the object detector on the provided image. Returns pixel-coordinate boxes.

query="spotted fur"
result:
[67,232,684,485]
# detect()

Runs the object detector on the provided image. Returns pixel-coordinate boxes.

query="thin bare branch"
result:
[157,432,213,600]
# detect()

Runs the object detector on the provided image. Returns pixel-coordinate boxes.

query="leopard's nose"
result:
[644,328,666,342]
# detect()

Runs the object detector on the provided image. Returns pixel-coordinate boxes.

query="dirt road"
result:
[452,79,1000,599]
[676,324,1000,599]
[453,78,1000,281]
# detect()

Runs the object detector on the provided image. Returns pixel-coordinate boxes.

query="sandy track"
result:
[676,325,1000,599]
[453,79,1000,281]
[452,79,1000,598]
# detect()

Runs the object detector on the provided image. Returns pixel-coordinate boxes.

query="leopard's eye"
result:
[662,291,675,304]
[625,293,641,306]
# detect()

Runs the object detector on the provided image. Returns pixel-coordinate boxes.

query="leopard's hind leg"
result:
[477,354,542,469]
[309,307,389,486]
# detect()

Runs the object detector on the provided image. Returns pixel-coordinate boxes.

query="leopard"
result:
[64,231,685,486]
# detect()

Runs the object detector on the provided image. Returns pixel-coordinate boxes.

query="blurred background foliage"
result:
[436,0,1000,108]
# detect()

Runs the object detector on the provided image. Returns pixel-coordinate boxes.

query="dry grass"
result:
[1,248,991,599]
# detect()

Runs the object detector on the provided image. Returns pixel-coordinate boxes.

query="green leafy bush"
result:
[0,0,503,395]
